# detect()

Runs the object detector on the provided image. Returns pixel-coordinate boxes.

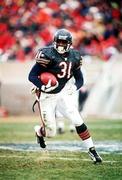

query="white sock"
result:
[34,125,42,136]
[83,137,94,150]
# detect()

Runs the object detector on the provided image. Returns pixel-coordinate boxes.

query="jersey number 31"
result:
[57,62,72,79]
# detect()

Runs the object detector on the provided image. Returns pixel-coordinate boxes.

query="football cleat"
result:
[88,147,102,164]
[36,133,46,148]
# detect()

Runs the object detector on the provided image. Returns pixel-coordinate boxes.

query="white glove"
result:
[67,84,77,95]
[30,86,39,94]
[41,79,59,92]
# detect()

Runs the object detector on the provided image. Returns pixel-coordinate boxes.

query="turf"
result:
[0,116,122,180]
[0,116,121,142]
[0,150,122,180]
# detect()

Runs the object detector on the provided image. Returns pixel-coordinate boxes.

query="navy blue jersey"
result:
[28,45,84,94]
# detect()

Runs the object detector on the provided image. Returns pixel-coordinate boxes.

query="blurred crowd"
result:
[0,0,122,62]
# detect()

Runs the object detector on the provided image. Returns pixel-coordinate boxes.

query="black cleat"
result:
[36,133,46,148]
[88,147,102,164]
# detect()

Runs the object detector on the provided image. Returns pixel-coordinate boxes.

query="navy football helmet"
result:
[53,29,72,54]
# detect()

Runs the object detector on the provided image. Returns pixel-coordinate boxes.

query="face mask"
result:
[57,46,66,54]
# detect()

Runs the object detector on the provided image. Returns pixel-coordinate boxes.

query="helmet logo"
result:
[58,35,67,40]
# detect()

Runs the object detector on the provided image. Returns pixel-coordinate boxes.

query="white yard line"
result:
[0,155,118,163]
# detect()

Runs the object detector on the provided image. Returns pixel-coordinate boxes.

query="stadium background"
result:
[0,0,122,118]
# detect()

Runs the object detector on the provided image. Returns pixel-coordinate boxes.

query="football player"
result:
[28,29,102,163]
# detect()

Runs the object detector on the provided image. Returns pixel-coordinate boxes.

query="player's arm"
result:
[28,62,45,90]
[73,68,84,90]
[28,49,58,92]
[28,49,50,89]
[73,55,84,90]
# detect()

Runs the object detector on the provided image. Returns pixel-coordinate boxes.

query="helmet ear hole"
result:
[53,29,72,54]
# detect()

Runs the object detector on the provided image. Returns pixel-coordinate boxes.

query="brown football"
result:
[39,72,57,86]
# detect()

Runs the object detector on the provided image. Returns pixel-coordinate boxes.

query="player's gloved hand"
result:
[30,86,39,94]
[41,79,59,92]
[67,84,77,95]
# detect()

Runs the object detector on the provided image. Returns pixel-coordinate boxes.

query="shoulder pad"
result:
[70,49,83,68]
[41,46,56,59]
[71,49,81,59]
[35,47,51,67]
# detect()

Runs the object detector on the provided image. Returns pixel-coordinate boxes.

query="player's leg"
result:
[75,123,102,163]
[34,125,46,148]
[78,87,89,112]
[56,91,78,133]
[58,94,102,163]
[34,93,57,148]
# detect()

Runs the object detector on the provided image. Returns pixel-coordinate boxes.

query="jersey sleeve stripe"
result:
[36,58,50,64]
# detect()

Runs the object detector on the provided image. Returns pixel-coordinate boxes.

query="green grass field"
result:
[0,116,122,180]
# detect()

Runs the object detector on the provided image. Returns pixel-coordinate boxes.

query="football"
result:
[39,72,57,86]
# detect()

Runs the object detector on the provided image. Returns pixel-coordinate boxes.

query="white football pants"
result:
[39,87,84,137]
